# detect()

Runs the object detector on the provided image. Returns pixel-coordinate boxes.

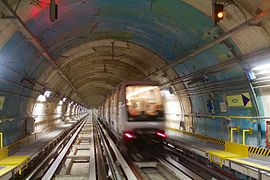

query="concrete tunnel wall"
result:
[0,0,270,147]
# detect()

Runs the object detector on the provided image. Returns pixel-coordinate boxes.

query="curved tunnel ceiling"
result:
[1,0,270,108]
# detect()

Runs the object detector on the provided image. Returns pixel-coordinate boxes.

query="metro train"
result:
[98,81,167,149]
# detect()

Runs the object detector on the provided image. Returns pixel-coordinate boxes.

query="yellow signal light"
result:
[214,3,224,23]
[217,11,224,19]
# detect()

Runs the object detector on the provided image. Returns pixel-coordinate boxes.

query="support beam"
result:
[66,155,90,160]
[55,175,89,180]
[145,7,270,78]
[0,0,88,106]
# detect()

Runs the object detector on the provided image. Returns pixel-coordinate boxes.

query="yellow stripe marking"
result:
[253,148,257,153]
[166,128,225,145]
[255,148,259,154]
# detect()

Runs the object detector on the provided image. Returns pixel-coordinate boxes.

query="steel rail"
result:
[157,157,203,180]
[166,139,270,180]
[41,119,87,180]
[97,121,138,180]
[89,121,96,180]
[97,117,224,180]
[97,119,205,180]
[164,141,233,180]
[94,124,108,179]
[96,121,122,179]
[164,156,205,180]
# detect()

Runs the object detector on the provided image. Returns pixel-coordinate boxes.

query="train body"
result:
[98,81,166,147]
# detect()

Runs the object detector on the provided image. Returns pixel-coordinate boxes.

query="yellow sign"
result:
[226,92,252,107]
[0,96,5,111]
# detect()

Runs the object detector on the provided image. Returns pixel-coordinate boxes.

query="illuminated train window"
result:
[126,85,164,121]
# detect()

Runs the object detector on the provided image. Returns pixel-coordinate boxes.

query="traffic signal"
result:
[214,3,224,23]
[49,0,58,21]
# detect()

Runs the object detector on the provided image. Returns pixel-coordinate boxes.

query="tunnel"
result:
[0,0,270,179]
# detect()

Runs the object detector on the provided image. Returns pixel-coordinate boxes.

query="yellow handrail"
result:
[0,133,2,148]
[230,127,239,142]
[242,128,252,145]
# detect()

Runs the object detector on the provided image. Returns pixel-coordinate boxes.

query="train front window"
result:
[126,85,164,121]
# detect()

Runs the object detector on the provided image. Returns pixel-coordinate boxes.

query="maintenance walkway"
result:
[0,113,87,179]
[166,128,270,180]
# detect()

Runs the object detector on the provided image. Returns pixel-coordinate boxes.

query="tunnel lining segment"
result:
[0,0,87,106]
[145,7,270,79]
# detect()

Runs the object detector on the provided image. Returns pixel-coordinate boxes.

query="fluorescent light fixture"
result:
[255,75,270,80]
[257,69,270,75]
[252,63,270,71]
[247,70,256,81]
[59,100,63,105]
[251,63,270,79]
[37,95,46,102]
[161,90,172,97]
[44,90,52,98]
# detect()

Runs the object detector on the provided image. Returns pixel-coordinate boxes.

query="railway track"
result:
[96,120,209,180]
[96,118,194,179]
[96,118,237,180]
[125,143,204,180]
[25,114,98,180]
[24,114,234,180]
[164,140,236,180]
[50,116,96,179]
[128,157,203,180]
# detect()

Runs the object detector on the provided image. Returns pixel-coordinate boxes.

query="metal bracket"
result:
[248,22,262,27]
[248,127,253,134]
[1,12,16,19]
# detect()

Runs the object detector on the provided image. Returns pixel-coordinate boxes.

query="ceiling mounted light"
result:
[252,63,270,71]
[44,90,52,98]
[251,63,270,79]
[213,2,224,24]
[217,9,224,19]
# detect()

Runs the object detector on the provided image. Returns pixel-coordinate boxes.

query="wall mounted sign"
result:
[226,92,252,107]
[0,96,5,111]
